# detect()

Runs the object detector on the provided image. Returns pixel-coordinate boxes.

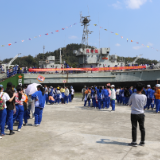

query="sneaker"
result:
[5,129,9,132]
[128,142,137,147]
[0,136,2,139]
[139,141,145,146]
[17,129,21,132]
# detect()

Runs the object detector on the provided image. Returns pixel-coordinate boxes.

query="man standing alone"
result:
[128,83,147,147]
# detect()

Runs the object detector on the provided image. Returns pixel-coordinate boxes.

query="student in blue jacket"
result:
[102,86,109,109]
[32,85,45,126]
[146,85,152,110]
[91,87,96,107]
[97,86,103,109]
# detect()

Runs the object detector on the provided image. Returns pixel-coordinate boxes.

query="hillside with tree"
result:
[2,43,158,67]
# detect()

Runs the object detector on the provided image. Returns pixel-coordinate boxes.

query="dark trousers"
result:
[61,98,64,104]
[71,95,74,100]
[131,114,145,143]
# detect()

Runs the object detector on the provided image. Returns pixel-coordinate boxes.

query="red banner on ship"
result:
[28,66,146,72]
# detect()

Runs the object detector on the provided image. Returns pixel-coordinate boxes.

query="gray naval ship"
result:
[24,15,160,89]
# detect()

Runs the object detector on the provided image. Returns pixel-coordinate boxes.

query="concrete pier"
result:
[1,98,160,160]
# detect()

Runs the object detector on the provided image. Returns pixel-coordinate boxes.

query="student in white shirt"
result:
[0,84,15,138]
[71,86,74,101]
[128,83,147,147]
[110,85,116,111]
[116,87,120,103]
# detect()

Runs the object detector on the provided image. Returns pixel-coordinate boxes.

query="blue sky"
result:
[0,0,159,61]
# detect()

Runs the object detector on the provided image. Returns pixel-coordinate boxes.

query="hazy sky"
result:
[0,0,159,60]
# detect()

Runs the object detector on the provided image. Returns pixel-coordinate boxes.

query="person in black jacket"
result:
[6,82,16,135]
[124,87,130,105]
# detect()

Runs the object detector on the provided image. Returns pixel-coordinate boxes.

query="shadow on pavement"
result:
[79,106,111,112]
[96,139,128,146]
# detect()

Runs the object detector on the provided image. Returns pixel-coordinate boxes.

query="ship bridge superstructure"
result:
[73,13,125,68]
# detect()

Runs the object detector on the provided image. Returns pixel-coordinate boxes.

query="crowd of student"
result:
[0,83,75,139]
[7,66,28,77]
[81,83,160,113]
[82,83,160,146]
[44,85,75,104]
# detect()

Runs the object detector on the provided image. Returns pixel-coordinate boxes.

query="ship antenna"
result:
[80,12,92,48]
[80,12,93,67]
[98,13,100,48]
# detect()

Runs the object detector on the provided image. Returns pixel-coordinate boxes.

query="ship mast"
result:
[80,13,92,66]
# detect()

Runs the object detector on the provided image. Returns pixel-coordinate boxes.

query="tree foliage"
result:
[2,43,158,67]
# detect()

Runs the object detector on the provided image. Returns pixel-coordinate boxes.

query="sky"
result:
[0,0,160,61]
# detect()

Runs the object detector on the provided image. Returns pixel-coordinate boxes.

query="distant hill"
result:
[2,43,158,67]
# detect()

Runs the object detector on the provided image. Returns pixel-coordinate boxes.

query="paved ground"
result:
[1,98,160,160]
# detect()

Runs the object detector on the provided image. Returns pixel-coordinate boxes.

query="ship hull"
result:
[24,69,160,90]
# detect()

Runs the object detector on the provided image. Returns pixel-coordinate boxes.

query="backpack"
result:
[125,90,130,97]
[87,93,91,100]
[142,90,145,95]
[0,93,5,110]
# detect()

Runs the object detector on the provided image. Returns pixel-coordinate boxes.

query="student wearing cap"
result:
[110,85,116,111]
[0,84,15,137]
[60,86,65,104]
[155,84,160,113]
[145,85,152,110]
[56,87,61,104]
[128,83,147,147]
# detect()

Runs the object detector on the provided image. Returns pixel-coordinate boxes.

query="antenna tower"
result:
[80,13,92,48]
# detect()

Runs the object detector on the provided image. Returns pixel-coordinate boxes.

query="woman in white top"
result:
[0,84,15,138]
